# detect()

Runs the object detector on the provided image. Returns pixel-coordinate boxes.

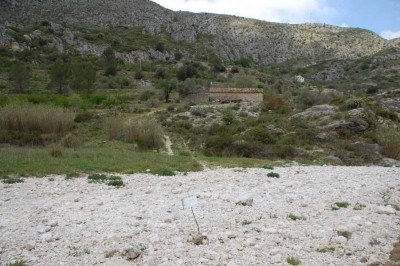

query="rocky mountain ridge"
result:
[0,0,398,65]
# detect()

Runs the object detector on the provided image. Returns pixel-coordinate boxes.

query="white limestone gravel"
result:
[0,166,399,266]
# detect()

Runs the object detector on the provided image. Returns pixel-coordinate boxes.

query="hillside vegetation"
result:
[0,3,399,176]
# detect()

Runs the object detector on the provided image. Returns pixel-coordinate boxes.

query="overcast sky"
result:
[151,0,400,40]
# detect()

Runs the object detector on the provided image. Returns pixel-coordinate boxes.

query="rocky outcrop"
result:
[0,0,394,65]
[292,104,338,120]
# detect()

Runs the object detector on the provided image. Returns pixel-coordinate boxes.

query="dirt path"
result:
[163,135,173,155]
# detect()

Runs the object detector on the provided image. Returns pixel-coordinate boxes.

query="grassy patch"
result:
[287,257,301,265]
[0,146,202,176]
[149,168,176,176]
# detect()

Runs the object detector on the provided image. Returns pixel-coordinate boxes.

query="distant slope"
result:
[0,0,394,65]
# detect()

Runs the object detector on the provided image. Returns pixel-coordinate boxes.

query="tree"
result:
[209,53,225,72]
[101,47,117,76]
[70,61,96,94]
[157,78,177,103]
[178,78,208,97]
[50,59,71,94]
[177,64,197,81]
[9,61,30,92]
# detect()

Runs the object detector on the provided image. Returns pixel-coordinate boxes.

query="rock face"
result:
[0,0,394,65]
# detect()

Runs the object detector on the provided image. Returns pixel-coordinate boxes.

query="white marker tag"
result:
[182,196,198,209]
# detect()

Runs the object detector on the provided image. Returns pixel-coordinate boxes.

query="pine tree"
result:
[9,61,30,93]
[50,59,71,94]
[102,47,117,76]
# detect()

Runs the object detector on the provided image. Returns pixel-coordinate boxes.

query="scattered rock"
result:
[235,194,254,206]
[24,242,36,251]
[40,232,53,242]
[122,245,142,260]
[376,205,396,215]
[191,234,208,245]
[334,236,348,244]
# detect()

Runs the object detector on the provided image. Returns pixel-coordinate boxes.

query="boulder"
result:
[382,158,400,167]
[292,105,338,120]
[324,156,343,165]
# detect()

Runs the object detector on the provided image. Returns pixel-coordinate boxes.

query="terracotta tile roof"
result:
[209,88,263,93]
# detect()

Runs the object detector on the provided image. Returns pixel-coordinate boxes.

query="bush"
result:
[267,172,280,178]
[104,117,124,140]
[124,119,164,150]
[1,176,24,184]
[376,127,400,160]
[0,103,74,141]
[61,133,82,148]
[74,111,94,123]
[345,98,364,110]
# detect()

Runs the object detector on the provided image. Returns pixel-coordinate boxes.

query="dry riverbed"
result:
[0,166,399,266]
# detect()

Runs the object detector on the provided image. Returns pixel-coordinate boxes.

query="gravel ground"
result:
[0,166,399,266]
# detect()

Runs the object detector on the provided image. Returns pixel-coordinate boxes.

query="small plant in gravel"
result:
[353,202,366,210]
[149,168,176,176]
[317,247,335,253]
[107,176,124,187]
[331,201,350,210]
[1,176,24,184]
[287,256,301,265]
[241,220,252,226]
[288,213,306,221]
[6,261,27,266]
[267,172,280,178]
[88,174,124,188]
[48,177,55,181]
[65,172,80,180]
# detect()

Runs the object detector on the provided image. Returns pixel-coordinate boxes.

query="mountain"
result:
[0,0,396,65]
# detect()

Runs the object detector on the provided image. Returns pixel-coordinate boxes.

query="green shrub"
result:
[345,98,364,110]
[88,174,124,187]
[222,109,236,125]
[288,213,306,221]
[331,201,350,210]
[287,257,301,265]
[267,172,280,178]
[6,260,27,266]
[247,127,277,144]
[1,176,24,184]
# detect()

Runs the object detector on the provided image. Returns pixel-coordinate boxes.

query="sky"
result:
[151,0,400,40]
